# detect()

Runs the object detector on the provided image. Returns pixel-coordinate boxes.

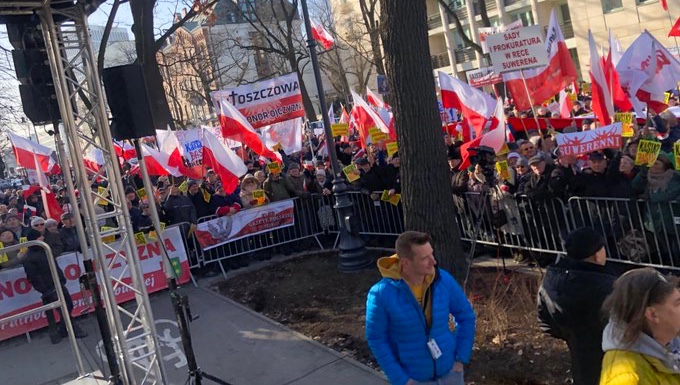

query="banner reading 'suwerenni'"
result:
[555,123,622,156]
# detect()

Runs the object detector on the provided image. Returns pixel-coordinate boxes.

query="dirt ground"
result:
[213,251,571,385]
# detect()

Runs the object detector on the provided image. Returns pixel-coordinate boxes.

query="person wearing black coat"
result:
[537,228,617,385]
[21,229,87,344]
[163,186,197,225]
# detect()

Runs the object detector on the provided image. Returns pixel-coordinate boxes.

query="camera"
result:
[468,146,497,186]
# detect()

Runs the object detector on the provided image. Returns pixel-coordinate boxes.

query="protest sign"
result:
[496,161,510,180]
[260,117,303,154]
[555,123,622,156]
[134,232,146,245]
[478,20,524,54]
[368,127,388,142]
[486,25,548,74]
[635,140,662,167]
[615,113,635,138]
[211,72,305,129]
[178,180,188,193]
[136,188,146,201]
[252,189,266,205]
[675,142,680,171]
[343,164,361,183]
[380,190,401,206]
[267,162,281,174]
[331,123,349,137]
[386,142,399,158]
[0,242,7,263]
[466,66,503,87]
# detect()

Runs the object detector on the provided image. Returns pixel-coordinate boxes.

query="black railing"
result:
[431,52,451,69]
[427,13,442,29]
[454,47,476,63]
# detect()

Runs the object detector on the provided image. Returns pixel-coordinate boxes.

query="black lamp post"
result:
[299,0,371,272]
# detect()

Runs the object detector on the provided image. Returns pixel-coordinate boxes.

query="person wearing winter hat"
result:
[21,229,88,344]
[537,227,616,385]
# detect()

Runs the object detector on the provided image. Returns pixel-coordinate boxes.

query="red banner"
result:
[0,227,190,341]
[194,200,295,250]
[507,117,589,132]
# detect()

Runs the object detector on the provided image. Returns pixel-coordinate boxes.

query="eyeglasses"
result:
[33,223,45,227]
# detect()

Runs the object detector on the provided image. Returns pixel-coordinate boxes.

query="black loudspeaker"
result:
[102,64,158,140]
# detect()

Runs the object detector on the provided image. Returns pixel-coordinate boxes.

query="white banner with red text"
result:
[194,200,295,250]
[211,73,305,129]
[0,226,190,341]
[555,123,622,156]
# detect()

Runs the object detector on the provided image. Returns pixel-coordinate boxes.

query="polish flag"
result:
[156,130,204,179]
[662,0,668,11]
[32,151,62,221]
[670,17,680,37]
[366,88,389,109]
[365,88,394,134]
[502,10,578,110]
[616,31,680,115]
[339,105,350,124]
[458,97,507,170]
[140,143,182,177]
[113,141,136,160]
[604,31,633,112]
[202,129,248,194]
[559,89,573,119]
[350,90,395,147]
[217,98,281,162]
[83,148,104,172]
[439,71,496,137]
[589,31,614,126]
[310,19,335,50]
[7,131,57,173]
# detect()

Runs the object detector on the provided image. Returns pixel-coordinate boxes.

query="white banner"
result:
[466,66,503,88]
[478,20,523,54]
[211,73,305,129]
[556,123,622,156]
[194,200,295,250]
[260,117,303,154]
[487,25,549,74]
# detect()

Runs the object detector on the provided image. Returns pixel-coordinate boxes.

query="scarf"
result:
[647,169,675,193]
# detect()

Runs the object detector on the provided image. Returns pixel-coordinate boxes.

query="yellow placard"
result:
[496,143,510,156]
[160,222,166,232]
[622,123,635,138]
[368,127,387,142]
[665,92,671,104]
[267,162,282,174]
[496,161,510,181]
[19,237,27,244]
[674,142,680,172]
[331,123,349,137]
[148,230,158,241]
[386,142,398,158]
[0,242,7,263]
[380,190,400,205]
[272,142,283,151]
[343,164,361,183]
[252,189,266,205]
[100,226,115,244]
[134,232,147,245]
[136,188,147,201]
[178,180,188,193]
[97,186,108,206]
[615,113,633,125]
[568,92,578,102]
[635,139,662,167]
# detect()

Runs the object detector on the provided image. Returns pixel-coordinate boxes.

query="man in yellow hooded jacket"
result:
[365,231,476,385]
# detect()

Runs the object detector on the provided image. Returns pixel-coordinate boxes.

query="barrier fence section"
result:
[175,191,680,273]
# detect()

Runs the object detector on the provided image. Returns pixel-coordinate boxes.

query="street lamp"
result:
[299,0,371,272]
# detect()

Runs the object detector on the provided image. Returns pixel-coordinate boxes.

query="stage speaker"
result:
[102,64,159,140]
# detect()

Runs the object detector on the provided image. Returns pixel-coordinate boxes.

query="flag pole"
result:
[519,69,543,135]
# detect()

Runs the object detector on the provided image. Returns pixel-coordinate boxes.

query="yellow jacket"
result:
[600,350,680,385]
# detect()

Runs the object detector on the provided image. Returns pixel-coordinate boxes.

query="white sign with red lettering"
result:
[194,200,295,250]
[478,20,524,54]
[466,66,503,88]
[211,73,305,129]
[487,25,548,74]
[0,226,190,341]
[556,123,623,156]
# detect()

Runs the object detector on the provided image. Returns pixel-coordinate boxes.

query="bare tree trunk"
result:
[380,0,465,278]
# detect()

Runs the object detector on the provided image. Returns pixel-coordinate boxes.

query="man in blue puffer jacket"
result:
[366,231,476,385]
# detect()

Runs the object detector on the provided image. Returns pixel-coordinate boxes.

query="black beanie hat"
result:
[26,229,42,242]
[564,227,606,260]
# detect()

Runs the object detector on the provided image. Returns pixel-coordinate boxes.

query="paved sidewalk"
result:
[0,280,387,385]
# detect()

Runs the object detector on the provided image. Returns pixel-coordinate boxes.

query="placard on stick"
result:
[331,123,349,137]
[486,25,548,74]
[635,140,662,167]
[386,142,398,158]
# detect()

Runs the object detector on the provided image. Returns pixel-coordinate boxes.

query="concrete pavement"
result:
[0,279,387,385]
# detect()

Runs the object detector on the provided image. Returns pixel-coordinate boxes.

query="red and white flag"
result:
[604,31,633,112]
[366,88,389,109]
[140,143,182,177]
[310,19,335,50]
[458,97,507,170]
[670,17,680,37]
[217,98,281,162]
[350,90,395,147]
[439,71,496,137]
[617,31,680,115]
[339,105,350,124]
[7,131,57,173]
[589,31,615,126]
[502,10,578,110]
[31,150,62,221]
[156,129,203,179]
[113,141,137,160]
[202,129,248,194]
[83,148,104,173]
[559,89,573,119]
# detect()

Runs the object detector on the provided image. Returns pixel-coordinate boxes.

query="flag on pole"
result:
[662,0,668,11]
[328,104,335,125]
[458,97,507,170]
[502,10,578,110]
[202,129,248,194]
[589,30,615,126]
[366,88,389,109]
[156,129,204,179]
[217,98,281,162]
[670,17,680,37]
[7,131,57,173]
[32,150,62,221]
[350,90,395,147]
[604,31,633,112]
[439,71,497,137]
[559,89,573,119]
[113,141,137,160]
[310,19,335,50]
[140,143,182,177]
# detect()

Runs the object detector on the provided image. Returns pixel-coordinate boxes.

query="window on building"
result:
[239,0,256,21]
[449,0,465,9]
[560,3,571,23]
[601,0,623,13]
[453,27,472,50]
[511,10,534,27]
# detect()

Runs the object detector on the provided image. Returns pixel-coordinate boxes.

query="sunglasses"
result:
[33,223,45,227]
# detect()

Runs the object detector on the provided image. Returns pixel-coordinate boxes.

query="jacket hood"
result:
[602,321,680,373]
[377,254,402,279]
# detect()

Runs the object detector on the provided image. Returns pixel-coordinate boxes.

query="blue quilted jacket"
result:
[365,256,476,385]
